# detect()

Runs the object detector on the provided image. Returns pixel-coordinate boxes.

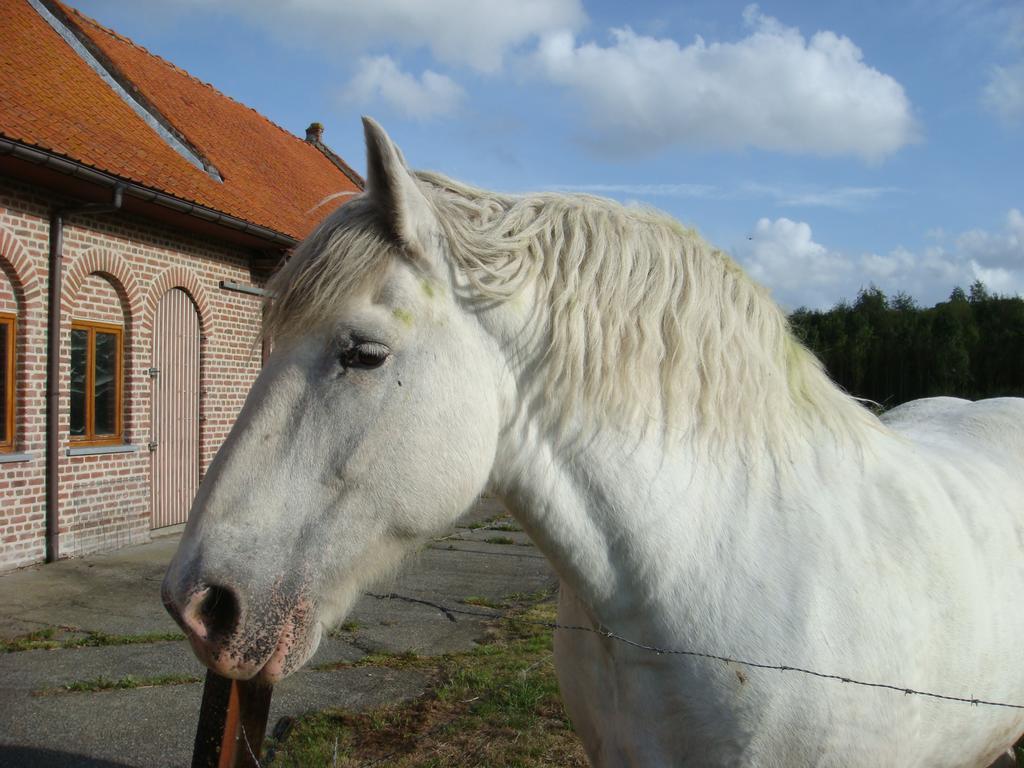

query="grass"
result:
[2,627,185,653]
[463,513,521,533]
[314,650,431,673]
[502,590,553,605]
[268,599,587,767]
[460,596,503,610]
[485,536,516,546]
[43,673,200,694]
[66,630,185,648]
[488,522,522,533]
[1,627,61,652]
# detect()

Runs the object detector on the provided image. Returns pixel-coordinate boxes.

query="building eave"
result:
[0,137,298,250]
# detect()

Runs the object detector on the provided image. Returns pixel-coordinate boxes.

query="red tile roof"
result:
[0,0,362,241]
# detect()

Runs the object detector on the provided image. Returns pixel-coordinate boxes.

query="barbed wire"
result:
[366,592,1024,711]
[245,590,1023,767]
[240,720,262,768]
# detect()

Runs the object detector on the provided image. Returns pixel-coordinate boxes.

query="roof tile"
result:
[0,0,362,239]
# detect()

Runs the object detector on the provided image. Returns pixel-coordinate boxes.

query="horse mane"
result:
[265,171,877,447]
[264,196,399,338]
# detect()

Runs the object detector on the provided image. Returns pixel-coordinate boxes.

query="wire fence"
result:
[367,591,1024,712]
[247,590,1023,767]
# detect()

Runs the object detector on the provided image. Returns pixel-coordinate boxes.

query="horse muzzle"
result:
[162,572,320,684]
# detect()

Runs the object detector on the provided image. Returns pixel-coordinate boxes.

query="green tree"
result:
[788,283,1022,406]
[968,280,991,304]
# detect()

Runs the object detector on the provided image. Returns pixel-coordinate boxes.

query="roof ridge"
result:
[62,3,336,154]
[307,137,366,190]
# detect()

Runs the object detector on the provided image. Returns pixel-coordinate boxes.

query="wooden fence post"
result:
[191,670,273,768]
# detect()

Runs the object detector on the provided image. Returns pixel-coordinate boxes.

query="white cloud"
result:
[736,210,1024,310]
[546,181,892,210]
[969,262,1016,294]
[738,182,893,209]
[199,0,585,73]
[980,4,1024,123]
[982,62,1024,123]
[547,182,720,198]
[954,208,1024,267]
[860,246,916,281]
[859,244,965,297]
[738,218,854,310]
[535,5,918,160]
[342,56,464,120]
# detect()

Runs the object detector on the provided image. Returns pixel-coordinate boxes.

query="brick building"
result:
[0,0,363,570]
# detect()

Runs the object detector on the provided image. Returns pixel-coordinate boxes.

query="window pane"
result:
[0,323,8,443]
[93,331,118,436]
[70,329,87,436]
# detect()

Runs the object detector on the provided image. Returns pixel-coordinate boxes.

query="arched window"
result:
[70,321,122,444]
[0,311,14,452]
[70,274,126,446]
[0,261,17,452]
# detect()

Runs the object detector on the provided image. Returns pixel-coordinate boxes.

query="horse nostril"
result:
[179,583,242,642]
[198,584,241,640]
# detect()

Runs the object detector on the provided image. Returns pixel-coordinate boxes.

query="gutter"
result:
[0,138,298,249]
[46,185,124,563]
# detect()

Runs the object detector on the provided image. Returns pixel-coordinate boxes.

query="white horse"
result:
[163,118,1024,767]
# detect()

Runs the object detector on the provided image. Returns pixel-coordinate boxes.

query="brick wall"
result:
[0,184,47,569]
[0,177,270,570]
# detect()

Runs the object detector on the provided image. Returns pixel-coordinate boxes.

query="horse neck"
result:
[482,260,879,629]
[491,414,880,637]
[491,421,749,625]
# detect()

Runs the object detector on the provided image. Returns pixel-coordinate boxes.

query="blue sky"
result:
[71,0,1023,309]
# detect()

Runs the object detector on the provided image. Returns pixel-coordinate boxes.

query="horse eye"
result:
[343,342,390,370]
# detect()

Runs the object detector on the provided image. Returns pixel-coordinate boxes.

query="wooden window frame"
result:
[0,312,14,452]
[70,320,124,446]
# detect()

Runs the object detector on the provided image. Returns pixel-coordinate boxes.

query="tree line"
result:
[789,281,1024,407]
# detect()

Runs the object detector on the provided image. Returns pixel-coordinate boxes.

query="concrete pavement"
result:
[0,498,556,767]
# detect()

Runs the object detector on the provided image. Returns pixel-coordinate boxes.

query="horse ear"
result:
[362,117,434,252]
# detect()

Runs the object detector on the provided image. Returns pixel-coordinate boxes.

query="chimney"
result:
[305,122,324,144]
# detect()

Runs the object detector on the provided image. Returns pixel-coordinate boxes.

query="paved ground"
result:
[0,498,556,768]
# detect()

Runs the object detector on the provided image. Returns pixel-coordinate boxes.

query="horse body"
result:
[162,118,1024,766]
[497,396,1024,766]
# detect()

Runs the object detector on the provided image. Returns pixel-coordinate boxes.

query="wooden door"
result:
[151,288,200,528]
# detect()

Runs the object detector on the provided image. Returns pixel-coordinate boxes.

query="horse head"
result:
[161,119,508,682]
